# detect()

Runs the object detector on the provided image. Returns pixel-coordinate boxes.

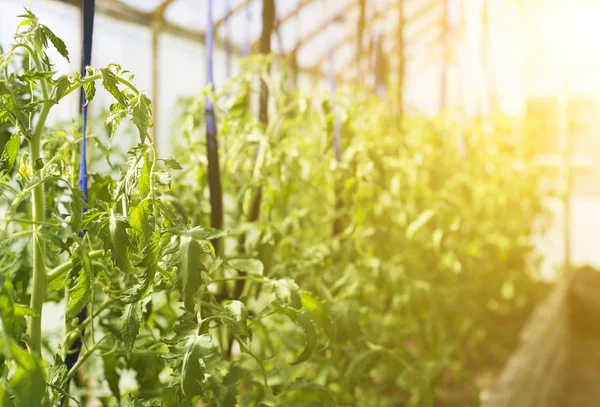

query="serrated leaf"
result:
[129,92,153,143]
[41,25,70,62]
[154,170,171,187]
[66,245,92,319]
[121,302,142,356]
[54,75,71,102]
[100,68,126,105]
[180,334,217,400]
[163,157,182,170]
[222,300,250,340]
[98,209,132,273]
[0,133,19,173]
[228,258,264,276]
[83,80,96,105]
[17,70,54,83]
[105,102,128,142]
[129,200,152,248]
[120,232,159,304]
[48,354,68,402]
[168,236,205,309]
[70,188,86,232]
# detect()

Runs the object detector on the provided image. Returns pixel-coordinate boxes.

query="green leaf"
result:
[66,245,93,319]
[180,334,217,400]
[70,188,86,232]
[53,74,71,102]
[291,312,317,365]
[103,353,122,402]
[129,200,153,248]
[129,92,153,143]
[0,133,19,173]
[271,278,302,309]
[7,342,46,406]
[168,236,206,309]
[406,209,435,239]
[17,71,54,83]
[120,232,159,304]
[105,102,128,141]
[41,25,70,62]
[221,300,250,340]
[98,209,132,273]
[48,354,69,402]
[83,80,96,105]
[138,153,151,198]
[153,169,171,187]
[228,258,264,276]
[121,302,142,357]
[163,157,182,170]
[100,68,126,105]
[301,291,332,335]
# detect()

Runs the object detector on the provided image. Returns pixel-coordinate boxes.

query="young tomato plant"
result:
[0,12,320,407]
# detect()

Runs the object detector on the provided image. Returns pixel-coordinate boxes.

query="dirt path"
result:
[559,328,600,406]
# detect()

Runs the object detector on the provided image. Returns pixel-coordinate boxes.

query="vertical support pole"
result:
[62,1,94,405]
[259,0,276,125]
[151,17,160,150]
[206,0,224,255]
[556,0,571,271]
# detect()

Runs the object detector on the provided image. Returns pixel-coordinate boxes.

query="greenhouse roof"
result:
[53,0,448,81]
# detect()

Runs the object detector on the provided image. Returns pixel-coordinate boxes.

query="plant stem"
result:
[66,335,107,380]
[47,250,104,283]
[28,134,47,355]
[22,41,52,355]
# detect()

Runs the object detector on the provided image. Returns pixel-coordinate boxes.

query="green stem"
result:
[19,40,51,356]
[47,250,104,283]
[66,335,107,380]
[27,136,47,355]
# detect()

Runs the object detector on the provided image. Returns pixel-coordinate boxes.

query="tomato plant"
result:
[0,12,547,407]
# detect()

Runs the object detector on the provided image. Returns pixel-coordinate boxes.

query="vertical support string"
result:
[206,0,224,256]
[62,1,94,404]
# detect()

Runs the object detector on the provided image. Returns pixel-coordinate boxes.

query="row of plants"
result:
[0,13,548,406]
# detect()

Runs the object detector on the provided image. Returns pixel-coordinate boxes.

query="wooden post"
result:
[556,0,571,271]
[259,0,276,125]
